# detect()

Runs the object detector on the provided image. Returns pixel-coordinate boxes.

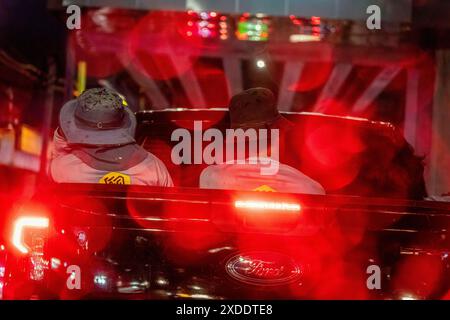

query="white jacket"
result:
[50,130,173,187]
[199,157,325,194]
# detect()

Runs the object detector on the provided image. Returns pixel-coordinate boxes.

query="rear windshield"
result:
[136,111,426,200]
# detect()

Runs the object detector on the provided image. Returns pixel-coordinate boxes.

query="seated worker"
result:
[50,88,173,186]
[199,87,325,195]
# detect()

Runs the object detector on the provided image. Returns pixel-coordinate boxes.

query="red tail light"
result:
[11,216,50,282]
[12,217,49,254]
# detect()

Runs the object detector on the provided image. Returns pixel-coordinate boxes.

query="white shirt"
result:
[199,157,325,194]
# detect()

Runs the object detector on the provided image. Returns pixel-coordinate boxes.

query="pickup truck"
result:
[1,109,449,299]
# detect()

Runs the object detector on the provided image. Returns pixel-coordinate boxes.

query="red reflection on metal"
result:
[301,123,364,190]
[289,61,332,92]
[127,192,224,265]
[232,219,373,299]
[392,255,443,298]
[56,195,113,254]
[71,8,135,78]
[126,11,202,81]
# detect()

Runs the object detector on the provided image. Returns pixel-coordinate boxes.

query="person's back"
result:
[200,157,325,194]
[50,88,173,187]
[199,88,325,195]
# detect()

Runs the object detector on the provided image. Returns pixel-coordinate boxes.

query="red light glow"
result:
[12,217,49,254]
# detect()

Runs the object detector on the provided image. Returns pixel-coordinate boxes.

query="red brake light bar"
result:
[234,200,301,212]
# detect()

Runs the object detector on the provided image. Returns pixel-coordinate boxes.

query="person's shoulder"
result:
[200,163,229,176]
[138,151,172,178]
[50,153,87,182]
[51,152,84,167]
[277,161,308,176]
[140,151,167,168]
[136,150,174,186]
[199,164,230,188]
[278,162,326,194]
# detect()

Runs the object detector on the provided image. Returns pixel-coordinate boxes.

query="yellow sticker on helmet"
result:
[253,185,277,192]
[99,172,131,185]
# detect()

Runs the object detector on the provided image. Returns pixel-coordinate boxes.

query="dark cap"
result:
[229,87,280,129]
[59,88,136,146]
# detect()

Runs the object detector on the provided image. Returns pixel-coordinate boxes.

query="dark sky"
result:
[0,0,66,73]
